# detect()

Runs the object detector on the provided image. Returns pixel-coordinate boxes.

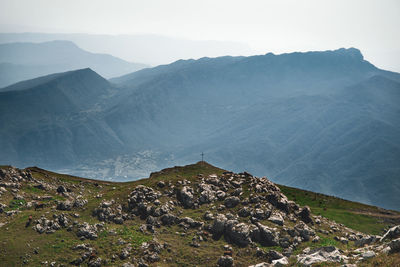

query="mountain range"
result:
[0,32,254,66]
[0,40,148,87]
[0,47,399,210]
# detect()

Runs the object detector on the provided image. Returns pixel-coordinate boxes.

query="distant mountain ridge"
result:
[0,32,254,66]
[0,68,125,168]
[0,40,148,87]
[0,48,399,210]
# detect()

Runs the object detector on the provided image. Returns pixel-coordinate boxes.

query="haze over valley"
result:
[0,0,399,211]
[2,1,400,266]
[0,44,399,210]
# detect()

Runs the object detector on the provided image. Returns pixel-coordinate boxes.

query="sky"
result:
[0,0,400,71]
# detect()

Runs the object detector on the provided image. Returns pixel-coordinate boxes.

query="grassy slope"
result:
[278,184,400,235]
[1,162,399,266]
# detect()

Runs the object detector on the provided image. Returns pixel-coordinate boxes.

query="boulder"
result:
[389,238,400,253]
[57,185,67,193]
[157,181,165,188]
[88,257,102,267]
[160,213,178,226]
[33,214,69,234]
[77,222,99,240]
[224,196,240,208]
[211,214,227,237]
[57,200,73,211]
[297,246,348,266]
[180,217,203,228]
[217,255,234,267]
[298,206,313,224]
[177,186,195,208]
[381,225,400,241]
[128,185,161,210]
[252,208,270,220]
[355,235,378,247]
[238,207,251,217]
[268,213,284,226]
[361,251,375,260]
[216,190,227,200]
[272,256,289,266]
[268,250,284,261]
[73,197,88,208]
[203,211,214,220]
[294,222,315,242]
[199,188,216,204]
[225,221,252,247]
[256,223,279,246]
[119,248,130,260]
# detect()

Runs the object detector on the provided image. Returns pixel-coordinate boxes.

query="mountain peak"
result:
[0,68,105,93]
[334,47,363,60]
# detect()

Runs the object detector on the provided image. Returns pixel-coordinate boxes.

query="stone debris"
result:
[380,225,400,241]
[218,255,234,267]
[1,165,399,266]
[296,246,348,265]
[33,214,69,234]
[93,199,127,224]
[76,222,104,240]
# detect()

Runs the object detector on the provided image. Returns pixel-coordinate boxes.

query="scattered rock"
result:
[256,223,279,246]
[361,250,375,260]
[217,255,234,267]
[272,256,289,266]
[177,186,195,208]
[76,222,101,240]
[57,185,67,193]
[225,221,252,247]
[381,225,400,241]
[211,214,227,238]
[297,246,348,266]
[268,212,284,226]
[298,206,313,224]
[389,238,400,253]
[224,196,240,208]
[57,200,73,211]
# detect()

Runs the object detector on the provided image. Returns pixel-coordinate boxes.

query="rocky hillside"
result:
[0,162,400,266]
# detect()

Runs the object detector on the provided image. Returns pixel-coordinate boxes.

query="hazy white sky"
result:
[1,0,400,71]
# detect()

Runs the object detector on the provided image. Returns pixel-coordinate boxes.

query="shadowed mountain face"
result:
[0,40,148,87]
[0,48,399,210]
[0,68,125,168]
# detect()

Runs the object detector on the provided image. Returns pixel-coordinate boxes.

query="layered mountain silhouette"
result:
[0,32,254,66]
[0,48,399,210]
[0,68,125,167]
[0,40,148,87]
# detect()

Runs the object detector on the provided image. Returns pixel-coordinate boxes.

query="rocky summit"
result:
[0,162,400,266]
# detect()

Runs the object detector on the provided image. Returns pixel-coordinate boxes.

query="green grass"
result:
[313,208,384,235]
[2,162,399,267]
[24,186,42,194]
[118,225,152,248]
[278,184,397,235]
[257,244,284,253]
[8,199,26,209]
[315,236,339,247]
